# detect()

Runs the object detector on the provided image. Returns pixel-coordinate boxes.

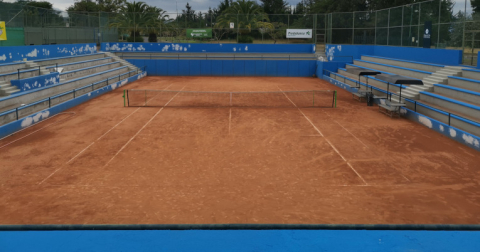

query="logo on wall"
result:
[286,29,312,39]
[424,28,430,39]
[0,21,7,41]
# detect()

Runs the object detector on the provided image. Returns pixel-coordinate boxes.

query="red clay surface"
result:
[0,76,479,225]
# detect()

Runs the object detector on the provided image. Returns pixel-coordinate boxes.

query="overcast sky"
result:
[6,0,475,14]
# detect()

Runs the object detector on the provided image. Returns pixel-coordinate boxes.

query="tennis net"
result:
[124,90,337,108]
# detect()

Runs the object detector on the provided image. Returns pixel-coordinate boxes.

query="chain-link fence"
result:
[0,0,478,65]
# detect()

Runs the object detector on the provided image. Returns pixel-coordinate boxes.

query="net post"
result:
[127,90,130,107]
[334,91,337,108]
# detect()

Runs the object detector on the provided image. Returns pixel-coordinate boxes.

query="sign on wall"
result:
[423,21,432,48]
[0,21,7,41]
[186,29,212,38]
[286,29,312,39]
[230,22,234,29]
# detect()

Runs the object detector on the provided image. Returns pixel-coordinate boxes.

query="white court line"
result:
[0,112,76,150]
[333,120,369,149]
[229,108,232,134]
[38,84,175,185]
[102,86,186,168]
[277,86,368,185]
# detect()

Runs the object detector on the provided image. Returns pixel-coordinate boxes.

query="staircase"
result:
[0,80,20,96]
[103,52,138,71]
[394,66,463,100]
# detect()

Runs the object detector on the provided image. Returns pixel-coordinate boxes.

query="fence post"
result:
[18,69,20,79]
[448,113,451,126]
[16,108,19,120]
[49,97,51,108]
[73,89,76,98]
[414,101,417,112]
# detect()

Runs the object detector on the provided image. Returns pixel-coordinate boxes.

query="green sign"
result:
[186,29,212,38]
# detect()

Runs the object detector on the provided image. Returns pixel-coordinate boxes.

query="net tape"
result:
[126,89,336,108]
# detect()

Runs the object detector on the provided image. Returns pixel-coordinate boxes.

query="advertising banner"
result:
[0,21,7,40]
[423,21,432,48]
[286,29,312,39]
[186,29,212,38]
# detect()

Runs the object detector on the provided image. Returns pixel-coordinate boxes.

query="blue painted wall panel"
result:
[167,61,179,76]
[189,61,201,76]
[266,61,277,76]
[200,60,212,76]
[0,43,97,64]
[245,61,256,76]
[102,43,315,53]
[126,59,317,77]
[145,60,157,75]
[178,61,190,76]
[277,61,289,77]
[288,61,300,77]
[211,61,222,76]
[156,60,168,75]
[326,44,463,65]
[255,61,267,76]
[2,229,480,252]
[233,61,245,77]
[10,72,60,92]
[299,61,313,77]
[222,60,234,76]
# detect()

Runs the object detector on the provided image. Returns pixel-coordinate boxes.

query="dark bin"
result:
[366,92,374,106]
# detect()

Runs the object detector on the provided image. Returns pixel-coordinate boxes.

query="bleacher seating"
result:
[326,55,480,137]
[0,51,142,124]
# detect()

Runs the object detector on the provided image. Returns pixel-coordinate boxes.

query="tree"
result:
[472,0,480,14]
[260,0,289,14]
[216,0,268,35]
[67,0,100,12]
[109,1,168,42]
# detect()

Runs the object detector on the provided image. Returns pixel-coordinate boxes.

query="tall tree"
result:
[216,0,268,34]
[472,0,480,14]
[260,0,289,14]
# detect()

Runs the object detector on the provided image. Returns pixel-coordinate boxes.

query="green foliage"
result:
[238,35,254,43]
[216,0,268,34]
[127,32,144,42]
[148,32,157,42]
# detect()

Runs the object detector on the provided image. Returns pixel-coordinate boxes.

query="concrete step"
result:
[2,86,18,91]
[5,88,20,94]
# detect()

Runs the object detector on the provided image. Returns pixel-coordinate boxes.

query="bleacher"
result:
[327,55,480,136]
[0,51,142,126]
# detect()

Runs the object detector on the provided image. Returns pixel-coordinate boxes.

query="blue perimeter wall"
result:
[127,59,317,77]
[101,42,316,53]
[326,44,462,65]
[0,71,147,139]
[0,43,97,64]
[1,229,480,252]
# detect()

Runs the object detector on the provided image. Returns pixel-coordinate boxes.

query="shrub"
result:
[238,35,254,43]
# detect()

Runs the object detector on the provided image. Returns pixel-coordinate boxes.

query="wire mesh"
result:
[126,90,336,108]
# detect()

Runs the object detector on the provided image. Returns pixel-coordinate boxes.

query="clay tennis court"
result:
[0,76,479,225]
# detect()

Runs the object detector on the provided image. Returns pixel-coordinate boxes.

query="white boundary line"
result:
[0,112,76,149]
[229,108,232,134]
[277,86,367,185]
[333,120,369,149]
[102,86,186,168]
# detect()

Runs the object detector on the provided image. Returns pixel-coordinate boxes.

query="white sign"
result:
[286,29,312,38]
[230,22,234,29]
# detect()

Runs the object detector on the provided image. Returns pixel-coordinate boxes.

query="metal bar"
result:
[16,108,18,120]
[437,0,441,46]
[448,113,451,126]
[401,6,404,46]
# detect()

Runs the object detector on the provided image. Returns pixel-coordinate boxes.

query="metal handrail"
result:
[16,63,59,79]
[323,69,480,127]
